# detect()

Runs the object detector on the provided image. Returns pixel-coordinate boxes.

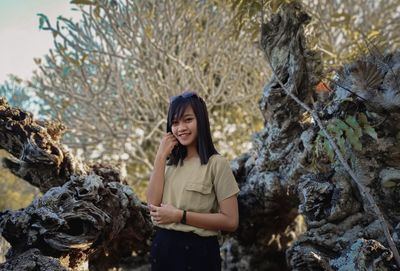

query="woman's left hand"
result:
[149,203,182,224]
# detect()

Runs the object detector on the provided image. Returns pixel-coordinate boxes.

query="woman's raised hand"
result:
[156,132,178,160]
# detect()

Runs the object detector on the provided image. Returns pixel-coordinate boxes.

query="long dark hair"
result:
[166,93,218,166]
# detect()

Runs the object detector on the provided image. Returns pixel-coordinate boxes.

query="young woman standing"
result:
[146,92,240,271]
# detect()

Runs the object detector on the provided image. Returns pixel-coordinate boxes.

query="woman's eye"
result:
[185,118,193,122]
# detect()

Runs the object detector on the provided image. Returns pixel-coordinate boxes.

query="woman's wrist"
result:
[155,151,168,162]
[180,210,187,224]
[175,209,184,223]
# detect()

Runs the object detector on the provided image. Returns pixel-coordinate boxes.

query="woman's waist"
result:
[154,225,218,239]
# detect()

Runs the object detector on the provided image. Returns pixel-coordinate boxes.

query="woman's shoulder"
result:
[208,154,229,165]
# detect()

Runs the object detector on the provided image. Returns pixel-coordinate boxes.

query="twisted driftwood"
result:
[0,97,152,270]
[1,2,400,271]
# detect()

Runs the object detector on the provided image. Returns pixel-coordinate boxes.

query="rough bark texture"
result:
[222,2,400,271]
[0,249,67,271]
[220,2,322,270]
[0,98,153,270]
[1,2,400,271]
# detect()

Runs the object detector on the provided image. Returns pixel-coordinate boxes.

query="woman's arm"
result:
[186,195,239,232]
[146,133,177,206]
[146,154,167,206]
[149,195,239,232]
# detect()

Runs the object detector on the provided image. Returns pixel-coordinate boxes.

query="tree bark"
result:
[220,2,400,270]
[0,97,153,270]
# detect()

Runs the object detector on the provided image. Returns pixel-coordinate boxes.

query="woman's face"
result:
[171,105,198,147]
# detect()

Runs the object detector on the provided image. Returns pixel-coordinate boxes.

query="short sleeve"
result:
[212,155,240,202]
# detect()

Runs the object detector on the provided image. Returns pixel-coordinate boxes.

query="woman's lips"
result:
[179,133,190,139]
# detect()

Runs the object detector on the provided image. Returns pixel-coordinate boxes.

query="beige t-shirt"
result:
[156,154,240,237]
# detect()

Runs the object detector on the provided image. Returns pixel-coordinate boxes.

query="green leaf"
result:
[248,2,262,17]
[357,113,378,140]
[338,136,347,155]
[345,115,362,138]
[70,0,96,5]
[327,123,343,136]
[323,139,335,162]
[368,30,380,39]
[232,0,245,10]
[364,125,378,140]
[62,67,71,77]
[65,54,80,66]
[271,0,285,12]
[37,13,49,30]
[335,119,350,131]
[344,127,362,151]
[80,53,88,64]
[382,179,397,188]
[144,26,153,38]
[94,5,101,18]
[357,113,368,126]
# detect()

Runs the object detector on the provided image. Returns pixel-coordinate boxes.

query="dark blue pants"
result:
[150,228,221,271]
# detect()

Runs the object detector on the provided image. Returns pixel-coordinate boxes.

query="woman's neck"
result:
[186,145,198,159]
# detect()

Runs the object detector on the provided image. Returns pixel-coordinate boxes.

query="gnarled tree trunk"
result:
[0,97,153,270]
[222,2,400,270]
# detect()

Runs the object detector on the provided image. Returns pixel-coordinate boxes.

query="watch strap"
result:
[180,210,187,224]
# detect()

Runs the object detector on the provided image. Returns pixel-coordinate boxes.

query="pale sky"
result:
[0,1,80,83]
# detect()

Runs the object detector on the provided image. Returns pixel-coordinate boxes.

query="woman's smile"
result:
[178,132,190,138]
[177,132,194,145]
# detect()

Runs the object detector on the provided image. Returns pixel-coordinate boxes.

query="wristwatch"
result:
[180,210,187,224]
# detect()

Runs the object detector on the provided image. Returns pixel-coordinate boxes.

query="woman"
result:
[146,91,240,271]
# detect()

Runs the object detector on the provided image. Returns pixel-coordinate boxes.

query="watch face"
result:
[181,210,187,224]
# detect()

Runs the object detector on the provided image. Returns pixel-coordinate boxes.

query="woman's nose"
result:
[178,126,187,132]
[177,123,188,131]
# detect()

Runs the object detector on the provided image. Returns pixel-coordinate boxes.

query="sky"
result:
[0,1,80,83]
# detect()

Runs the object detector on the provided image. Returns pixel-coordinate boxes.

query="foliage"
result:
[224,0,400,69]
[315,113,378,163]
[28,0,266,190]
[224,0,289,39]
[302,0,400,70]
[0,77,44,117]
[3,0,397,201]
